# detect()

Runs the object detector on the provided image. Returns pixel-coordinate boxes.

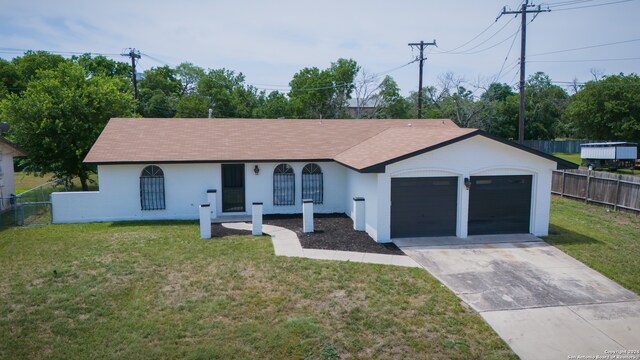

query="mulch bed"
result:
[210,214,404,255]
[211,224,252,238]
[264,213,404,255]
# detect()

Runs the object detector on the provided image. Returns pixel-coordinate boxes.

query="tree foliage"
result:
[289,58,359,118]
[0,61,134,189]
[566,73,640,140]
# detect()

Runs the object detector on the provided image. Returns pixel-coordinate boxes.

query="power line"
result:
[434,21,498,54]
[529,37,640,56]
[549,0,634,11]
[493,27,521,82]
[528,57,640,62]
[0,47,121,57]
[433,16,518,55]
[542,0,594,5]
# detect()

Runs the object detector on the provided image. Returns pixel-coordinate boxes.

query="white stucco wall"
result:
[51,135,558,243]
[0,150,16,211]
[379,135,557,242]
[246,161,347,215]
[52,161,348,223]
[344,169,379,241]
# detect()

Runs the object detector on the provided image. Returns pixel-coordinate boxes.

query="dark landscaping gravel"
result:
[211,224,251,238]
[264,213,404,255]
[211,214,404,255]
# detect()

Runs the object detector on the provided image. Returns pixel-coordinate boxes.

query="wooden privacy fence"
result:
[552,169,640,212]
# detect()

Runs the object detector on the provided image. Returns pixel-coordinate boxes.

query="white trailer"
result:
[580,142,638,170]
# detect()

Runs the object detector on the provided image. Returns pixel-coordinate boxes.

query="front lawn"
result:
[546,196,640,294]
[0,222,515,359]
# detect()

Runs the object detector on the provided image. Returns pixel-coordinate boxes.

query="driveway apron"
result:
[397,237,640,360]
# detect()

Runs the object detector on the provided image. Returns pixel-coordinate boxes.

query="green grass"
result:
[546,196,640,294]
[552,152,581,166]
[0,222,515,359]
[14,173,54,194]
[14,172,99,194]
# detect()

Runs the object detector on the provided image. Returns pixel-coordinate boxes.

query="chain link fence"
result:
[0,179,66,227]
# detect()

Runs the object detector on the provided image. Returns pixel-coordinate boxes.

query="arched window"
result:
[273,164,295,206]
[140,165,165,210]
[302,163,323,204]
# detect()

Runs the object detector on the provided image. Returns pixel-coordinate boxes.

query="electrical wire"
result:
[528,57,640,62]
[549,0,634,11]
[0,47,120,57]
[433,15,518,55]
[493,25,521,82]
[529,37,640,56]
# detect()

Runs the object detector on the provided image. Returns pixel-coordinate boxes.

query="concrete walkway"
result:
[398,237,640,360]
[221,222,420,268]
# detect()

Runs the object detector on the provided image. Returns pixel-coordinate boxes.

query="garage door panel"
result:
[468,175,532,235]
[391,177,458,238]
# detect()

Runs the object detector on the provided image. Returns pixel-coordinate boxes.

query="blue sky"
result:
[1,0,638,95]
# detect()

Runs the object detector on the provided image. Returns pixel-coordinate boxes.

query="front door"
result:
[222,164,245,212]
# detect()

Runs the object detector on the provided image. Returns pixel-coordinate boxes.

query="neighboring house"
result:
[0,135,27,211]
[347,98,378,118]
[51,118,576,243]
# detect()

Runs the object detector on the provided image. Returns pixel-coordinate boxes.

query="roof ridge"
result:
[333,124,403,158]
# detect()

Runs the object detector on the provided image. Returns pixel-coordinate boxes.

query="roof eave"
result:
[0,136,27,157]
[476,131,579,170]
[341,130,579,173]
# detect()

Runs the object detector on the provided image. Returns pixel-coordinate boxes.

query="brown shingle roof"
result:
[334,126,476,171]
[84,118,578,171]
[84,118,466,168]
[0,135,27,157]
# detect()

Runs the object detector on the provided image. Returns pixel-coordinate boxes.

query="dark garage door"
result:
[468,175,532,235]
[391,177,458,238]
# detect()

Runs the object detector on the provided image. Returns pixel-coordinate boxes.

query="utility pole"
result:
[121,48,141,100]
[408,40,436,119]
[497,1,549,143]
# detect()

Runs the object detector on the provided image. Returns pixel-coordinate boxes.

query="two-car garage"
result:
[390,175,533,238]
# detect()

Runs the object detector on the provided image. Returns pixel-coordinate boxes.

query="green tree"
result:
[566,73,640,140]
[289,67,334,118]
[197,68,258,118]
[524,72,568,140]
[12,51,66,85]
[175,62,205,96]
[253,91,291,118]
[289,58,359,119]
[72,53,130,79]
[175,94,211,118]
[0,61,134,190]
[0,59,19,99]
[375,76,410,118]
[478,83,517,138]
[137,66,181,117]
[330,58,360,117]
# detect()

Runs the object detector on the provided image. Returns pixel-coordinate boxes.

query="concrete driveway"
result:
[396,235,640,360]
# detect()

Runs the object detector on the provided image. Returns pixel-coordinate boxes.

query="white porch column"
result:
[458,176,470,238]
[302,199,314,233]
[207,189,217,219]
[252,202,263,236]
[353,197,365,231]
[199,203,211,239]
